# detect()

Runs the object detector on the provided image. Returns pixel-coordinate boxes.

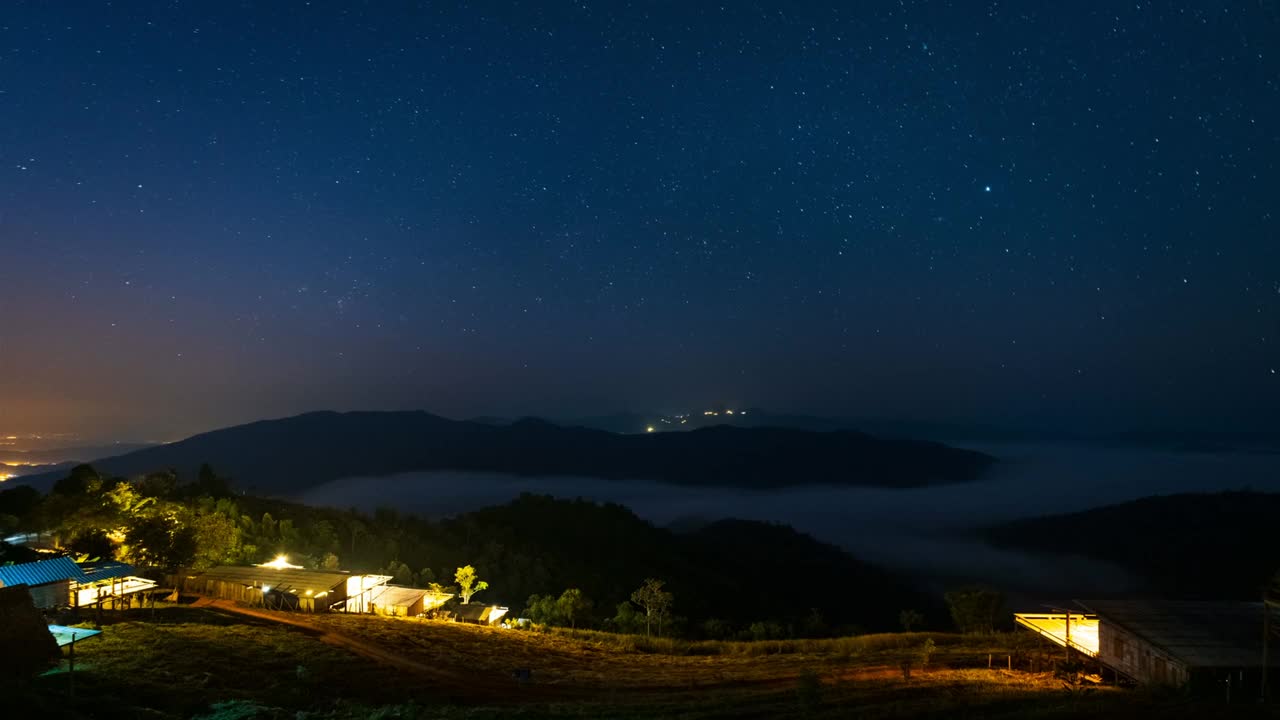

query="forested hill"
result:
[432,494,934,631]
[983,491,1280,600]
[0,477,933,633]
[14,410,993,494]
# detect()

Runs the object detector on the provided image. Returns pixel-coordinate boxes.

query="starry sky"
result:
[1,1,1278,443]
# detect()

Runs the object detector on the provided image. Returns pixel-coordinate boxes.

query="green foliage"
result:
[700,617,733,640]
[918,637,937,668]
[944,587,1005,634]
[125,512,198,571]
[525,588,594,628]
[609,600,646,635]
[900,608,925,632]
[454,565,489,604]
[524,593,560,625]
[557,588,592,629]
[191,463,232,498]
[748,620,785,641]
[52,464,101,496]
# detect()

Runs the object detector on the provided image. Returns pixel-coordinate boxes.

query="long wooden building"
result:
[182,566,391,612]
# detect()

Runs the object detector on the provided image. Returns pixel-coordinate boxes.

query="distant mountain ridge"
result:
[560,410,1280,451]
[13,410,993,494]
[983,491,1280,599]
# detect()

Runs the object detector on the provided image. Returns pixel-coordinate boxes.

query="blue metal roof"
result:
[0,556,85,587]
[78,561,137,583]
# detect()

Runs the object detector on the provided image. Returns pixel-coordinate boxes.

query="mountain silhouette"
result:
[14,410,993,494]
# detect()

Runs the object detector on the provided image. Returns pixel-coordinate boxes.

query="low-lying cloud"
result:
[299,443,1280,595]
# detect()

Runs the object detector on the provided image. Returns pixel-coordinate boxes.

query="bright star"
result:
[984,185,992,192]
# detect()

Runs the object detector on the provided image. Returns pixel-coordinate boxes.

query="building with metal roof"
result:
[73,561,157,609]
[452,602,510,626]
[182,565,391,612]
[1016,599,1279,696]
[0,556,85,609]
[369,584,453,617]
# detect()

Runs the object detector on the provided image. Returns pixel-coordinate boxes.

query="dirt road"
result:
[205,600,559,702]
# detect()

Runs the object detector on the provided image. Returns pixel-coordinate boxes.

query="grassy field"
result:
[14,606,1280,719]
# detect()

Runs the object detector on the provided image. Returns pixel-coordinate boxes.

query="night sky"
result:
[2,1,1278,442]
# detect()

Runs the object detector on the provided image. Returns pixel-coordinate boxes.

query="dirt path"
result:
[204,601,564,702]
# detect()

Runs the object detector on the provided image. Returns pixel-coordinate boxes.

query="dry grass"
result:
[14,606,1279,719]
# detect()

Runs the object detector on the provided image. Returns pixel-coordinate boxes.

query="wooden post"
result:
[1264,594,1270,703]
[1007,655,1012,671]
[1064,611,1071,662]
[68,631,76,698]
[988,653,992,669]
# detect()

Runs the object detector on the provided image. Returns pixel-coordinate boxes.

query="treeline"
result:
[1,463,951,636]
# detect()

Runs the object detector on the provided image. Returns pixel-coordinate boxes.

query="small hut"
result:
[452,602,510,626]
[370,585,453,617]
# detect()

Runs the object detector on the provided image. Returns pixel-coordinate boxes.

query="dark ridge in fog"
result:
[299,444,1280,596]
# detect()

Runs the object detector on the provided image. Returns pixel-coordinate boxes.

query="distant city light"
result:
[645,426,655,433]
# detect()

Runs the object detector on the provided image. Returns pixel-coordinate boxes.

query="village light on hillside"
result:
[646,426,654,432]
[258,554,303,570]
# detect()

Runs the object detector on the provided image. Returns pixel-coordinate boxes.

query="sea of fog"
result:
[298,444,1280,595]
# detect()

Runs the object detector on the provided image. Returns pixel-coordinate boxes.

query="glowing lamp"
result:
[258,554,304,570]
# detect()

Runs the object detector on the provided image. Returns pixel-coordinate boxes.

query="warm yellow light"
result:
[646,426,655,433]
[726,409,734,415]
[258,554,304,570]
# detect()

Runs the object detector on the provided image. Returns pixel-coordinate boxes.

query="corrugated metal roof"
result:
[78,561,137,584]
[371,584,453,609]
[1080,600,1274,669]
[192,565,357,594]
[0,557,85,588]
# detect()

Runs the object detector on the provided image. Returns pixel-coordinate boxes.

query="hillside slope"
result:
[984,491,1280,599]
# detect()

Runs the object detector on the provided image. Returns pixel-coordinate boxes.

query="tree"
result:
[189,510,240,569]
[944,587,1004,634]
[899,609,924,632]
[630,578,673,637]
[136,470,178,498]
[610,601,645,634]
[53,464,101,496]
[193,463,231,497]
[455,565,489,604]
[125,512,197,571]
[524,594,560,625]
[557,588,592,629]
